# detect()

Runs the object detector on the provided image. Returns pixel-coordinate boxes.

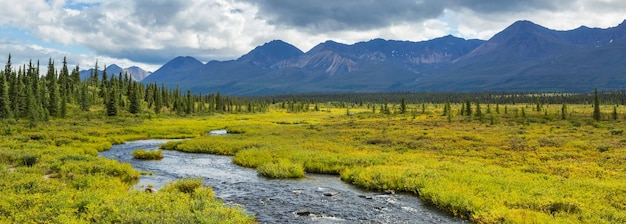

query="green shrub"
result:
[161,179,203,194]
[538,138,562,147]
[226,127,247,134]
[610,129,624,136]
[21,154,39,167]
[597,145,611,153]
[28,133,48,141]
[131,149,163,160]
[365,139,392,145]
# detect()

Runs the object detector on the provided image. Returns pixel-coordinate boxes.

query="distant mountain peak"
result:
[141,56,204,83]
[79,64,151,81]
[511,20,536,25]
[308,40,351,54]
[107,64,123,69]
[155,56,203,73]
[237,40,303,68]
[174,56,200,61]
[501,20,549,34]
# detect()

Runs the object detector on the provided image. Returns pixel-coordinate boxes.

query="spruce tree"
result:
[9,67,18,115]
[215,91,222,112]
[400,98,407,114]
[0,71,11,119]
[0,55,11,118]
[106,83,118,116]
[26,61,44,121]
[81,83,91,111]
[4,54,11,77]
[593,88,601,121]
[71,65,81,92]
[185,90,192,114]
[536,99,542,112]
[59,57,71,103]
[46,59,60,117]
[154,84,162,114]
[99,65,108,98]
[91,61,99,86]
[60,94,67,118]
[15,70,27,117]
[442,100,450,116]
[465,99,472,116]
[475,100,482,119]
[128,82,141,114]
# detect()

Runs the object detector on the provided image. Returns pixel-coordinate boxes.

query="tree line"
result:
[2,55,623,124]
[247,91,626,106]
[0,55,269,124]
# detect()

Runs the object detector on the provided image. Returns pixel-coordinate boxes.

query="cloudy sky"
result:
[0,0,625,72]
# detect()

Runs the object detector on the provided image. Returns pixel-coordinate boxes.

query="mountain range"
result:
[80,64,151,81]
[141,19,626,95]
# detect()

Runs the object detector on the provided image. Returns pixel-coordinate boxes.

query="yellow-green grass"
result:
[131,149,164,160]
[0,116,256,223]
[160,104,626,223]
[2,103,625,223]
[256,159,305,179]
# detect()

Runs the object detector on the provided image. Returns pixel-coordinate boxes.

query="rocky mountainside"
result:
[143,19,626,95]
[413,20,626,92]
[145,35,484,95]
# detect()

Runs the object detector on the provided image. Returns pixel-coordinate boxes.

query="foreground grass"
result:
[2,103,626,223]
[163,104,626,223]
[0,113,255,223]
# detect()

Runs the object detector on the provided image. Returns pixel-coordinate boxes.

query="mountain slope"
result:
[412,19,626,91]
[125,66,152,81]
[142,56,203,83]
[142,19,626,95]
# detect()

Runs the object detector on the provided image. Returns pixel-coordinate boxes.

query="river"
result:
[99,140,464,224]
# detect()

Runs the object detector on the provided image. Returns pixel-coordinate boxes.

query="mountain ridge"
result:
[143,19,626,95]
[80,64,151,81]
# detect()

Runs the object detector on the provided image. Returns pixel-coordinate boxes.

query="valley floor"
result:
[1,103,625,223]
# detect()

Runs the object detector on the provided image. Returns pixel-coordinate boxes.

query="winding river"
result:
[99,140,464,224]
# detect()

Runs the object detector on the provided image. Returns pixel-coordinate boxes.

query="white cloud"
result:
[0,0,624,71]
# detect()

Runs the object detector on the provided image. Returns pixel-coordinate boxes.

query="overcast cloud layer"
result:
[0,0,624,71]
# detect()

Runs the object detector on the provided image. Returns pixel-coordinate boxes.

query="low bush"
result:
[131,149,164,160]
[161,179,203,194]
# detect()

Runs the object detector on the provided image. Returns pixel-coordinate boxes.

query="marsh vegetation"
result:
[131,149,163,160]
[157,103,626,223]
